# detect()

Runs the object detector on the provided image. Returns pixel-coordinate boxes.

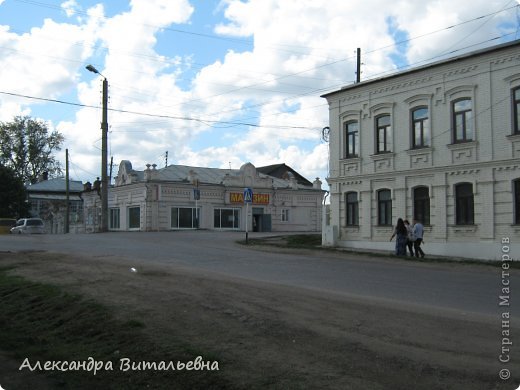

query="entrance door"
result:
[252,207,263,232]
[252,208,271,232]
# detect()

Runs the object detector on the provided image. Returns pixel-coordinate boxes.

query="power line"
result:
[5,1,519,92]
[0,90,316,130]
[1,2,517,121]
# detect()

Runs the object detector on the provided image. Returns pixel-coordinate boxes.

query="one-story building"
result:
[27,176,84,233]
[83,161,324,233]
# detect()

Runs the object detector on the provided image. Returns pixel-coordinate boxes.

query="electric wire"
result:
[0,90,316,130]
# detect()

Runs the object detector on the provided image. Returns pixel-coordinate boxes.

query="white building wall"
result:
[84,175,323,233]
[323,41,520,260]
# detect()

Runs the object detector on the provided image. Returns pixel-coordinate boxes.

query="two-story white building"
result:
[321,40,520,260]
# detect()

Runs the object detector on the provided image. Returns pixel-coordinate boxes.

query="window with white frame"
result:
[214,208,240,229]
[128,206,140,230]
[281,209,289,222]
[171,207,200,229]
[109,208,120,229]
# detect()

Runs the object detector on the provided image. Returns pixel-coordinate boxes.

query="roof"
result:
[156,165,235,184]
[157,164,306,189]
[256,163,313,186]
[27,178,84,193]
[118,161,319,190]
[321,39,520,99]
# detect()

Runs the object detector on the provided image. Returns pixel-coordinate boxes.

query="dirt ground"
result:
[0,249,518,389]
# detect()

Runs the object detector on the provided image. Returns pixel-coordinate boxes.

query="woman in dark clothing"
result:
[390,218,408,256]
[403,219,415,256]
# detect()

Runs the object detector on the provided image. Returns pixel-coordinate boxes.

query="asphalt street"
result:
[0,230,517,319]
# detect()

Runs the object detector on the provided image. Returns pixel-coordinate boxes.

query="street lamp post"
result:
[86,64,108,232]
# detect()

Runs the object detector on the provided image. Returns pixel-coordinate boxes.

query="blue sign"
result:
[193,189,200,200]
[243,187,253,203]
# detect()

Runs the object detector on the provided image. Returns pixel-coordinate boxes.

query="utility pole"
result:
[86,64,109,233]
[65,148,69,234]
[356,48,361,83]
[101,76,108,232]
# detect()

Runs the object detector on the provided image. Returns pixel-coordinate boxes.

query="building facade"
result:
[83,161,324,233]
[27,177,84,233]
[321,40,520,260]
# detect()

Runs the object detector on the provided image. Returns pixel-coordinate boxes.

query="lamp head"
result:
[86,64,99,74]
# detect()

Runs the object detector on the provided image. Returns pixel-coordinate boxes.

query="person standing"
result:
[403,219,415,256]
[412,218,425,258]
[390,218,408,256]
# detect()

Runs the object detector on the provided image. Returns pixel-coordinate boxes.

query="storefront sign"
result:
[230,192,269,204]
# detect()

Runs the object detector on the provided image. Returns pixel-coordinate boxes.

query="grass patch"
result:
[243,234,322,249]
[0,267,233,389]
[241,234,520,268]
[283,234,322,248]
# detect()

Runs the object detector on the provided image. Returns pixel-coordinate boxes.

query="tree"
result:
[0,164,29,217]
[0,116,64,184]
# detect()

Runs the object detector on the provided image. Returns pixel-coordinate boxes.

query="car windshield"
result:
[26,219,43,226]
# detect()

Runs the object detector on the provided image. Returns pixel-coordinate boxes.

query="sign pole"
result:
[243,187,253,244]
[245,202,249,244]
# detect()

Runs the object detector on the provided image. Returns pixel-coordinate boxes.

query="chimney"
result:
[313,178,322,190]
[144,164,152,181]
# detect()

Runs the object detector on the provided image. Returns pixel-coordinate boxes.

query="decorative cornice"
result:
[447,169,480,175]
[328,158,520,181]
[491,54,520,66]
[371,77,432,96]
[443,65,478,78]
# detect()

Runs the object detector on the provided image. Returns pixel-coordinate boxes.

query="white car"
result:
[10,218,45,234]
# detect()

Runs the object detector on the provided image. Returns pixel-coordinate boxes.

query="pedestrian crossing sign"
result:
[243,187,253,203]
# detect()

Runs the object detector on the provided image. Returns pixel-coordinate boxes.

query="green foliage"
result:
[0,267,230,389]
[0,116,64,184]
[0,164,29,217]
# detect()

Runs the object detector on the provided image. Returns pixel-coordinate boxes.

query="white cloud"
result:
[1,0,517,184]
[61,0,80,18]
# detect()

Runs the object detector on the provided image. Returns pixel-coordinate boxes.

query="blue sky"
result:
[0,0,518,184]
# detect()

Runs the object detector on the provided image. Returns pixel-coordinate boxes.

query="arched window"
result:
[376,115,392,153]
[455,183,474,225]
[377,189,392,226]
[513,87,520,135]
[452,98,473,143]
[345,121,359,158]
[514,179,520,225]
[413,186,430,225]
[411,107,430,148]
[345,192,358,226]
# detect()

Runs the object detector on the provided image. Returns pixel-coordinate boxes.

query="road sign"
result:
[243,187,253,203]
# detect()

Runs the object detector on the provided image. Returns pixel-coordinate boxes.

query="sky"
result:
[0,0,519,186]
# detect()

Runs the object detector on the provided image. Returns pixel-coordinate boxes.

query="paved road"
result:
[0,231,517,319]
